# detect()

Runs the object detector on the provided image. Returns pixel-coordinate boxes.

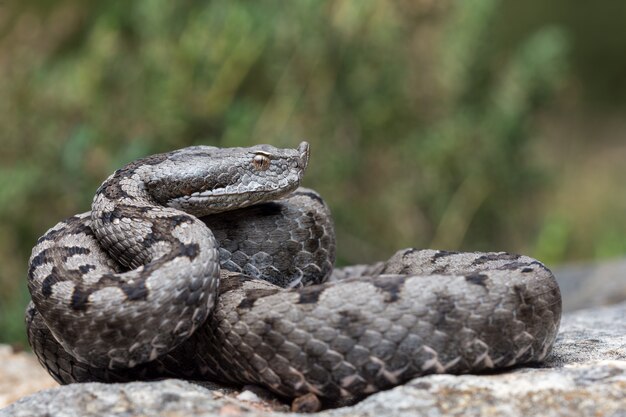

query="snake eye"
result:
[252,153,271,171]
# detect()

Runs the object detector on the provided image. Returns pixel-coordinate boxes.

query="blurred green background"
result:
[1,0,625,345]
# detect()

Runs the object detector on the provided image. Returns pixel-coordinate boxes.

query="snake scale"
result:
[26,142,562,407]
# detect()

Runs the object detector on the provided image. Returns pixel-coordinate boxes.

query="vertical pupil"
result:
[254,155,269,169]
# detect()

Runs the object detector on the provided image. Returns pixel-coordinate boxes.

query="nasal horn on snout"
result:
[298,141,310,170]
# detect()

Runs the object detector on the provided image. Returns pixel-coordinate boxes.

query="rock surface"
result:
[3,301,625,417]
[0,345,57,408]
[554,257,626,312]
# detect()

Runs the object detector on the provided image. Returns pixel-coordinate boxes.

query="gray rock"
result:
[3,302,625,417]
[554,257,626,312]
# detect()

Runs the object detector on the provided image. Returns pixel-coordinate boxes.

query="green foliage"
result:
[0,0,573,345]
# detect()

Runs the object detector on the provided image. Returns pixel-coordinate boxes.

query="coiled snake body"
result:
[26,142,562,404]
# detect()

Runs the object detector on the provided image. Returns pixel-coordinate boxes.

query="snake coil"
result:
[26,142,561,405]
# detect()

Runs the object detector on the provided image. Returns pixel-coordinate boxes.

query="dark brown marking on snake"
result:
[70,286,91,311]
[293,190,324,206]
[26,303,37,324]
[99,181,133,201]
[31,247,91,276]
[28,250,52,279]
[433,292,456,328]
[217,275,253,295]
[73,271,150,307]
[498,262,523,271]
[36,215,93,244]
[64,221,95,239]
[245,202,284,217]
[180,243,200,260]
[121,282,149,301]
[372,275,405,302]
[465,273,489,287]
[63,246,91,260]
[513,284,532,307]
[434,250,460,259]
[102,204,172,226]
[338,309,366,334]
[169,214,193,224]
[37,229,65,244]
[78,264,96,274]
[471,253,521,266]
[497,260,543,272]
[102,208,136,224]
[96,273,122,287]
[41,267,65,297]
[97,153,169,200]
[237,287,281,309]
[297,285,326,304]
[100,207,125,223]
[139,214,196,252]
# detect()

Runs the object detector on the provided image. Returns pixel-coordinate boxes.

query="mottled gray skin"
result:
[28,143,310,370]
[26,142,562,405]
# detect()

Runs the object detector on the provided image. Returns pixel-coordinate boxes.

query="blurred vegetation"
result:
[1,0,625,345]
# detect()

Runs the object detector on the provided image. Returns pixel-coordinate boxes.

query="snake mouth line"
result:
[186,175,301,199]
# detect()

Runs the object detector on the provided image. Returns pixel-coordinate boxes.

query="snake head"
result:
[140,141,310,216]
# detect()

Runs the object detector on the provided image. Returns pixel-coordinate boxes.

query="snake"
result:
[26,142,562,407]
